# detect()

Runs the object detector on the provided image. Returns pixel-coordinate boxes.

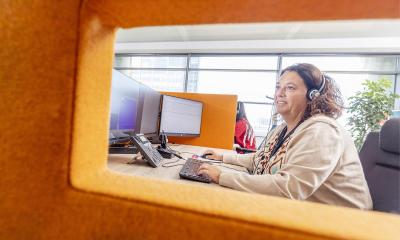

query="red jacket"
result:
[234,118,256,150]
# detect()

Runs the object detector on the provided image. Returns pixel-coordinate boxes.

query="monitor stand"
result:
[156,147,172,159]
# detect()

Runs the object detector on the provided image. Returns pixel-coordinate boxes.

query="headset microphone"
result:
[265,95,274,100]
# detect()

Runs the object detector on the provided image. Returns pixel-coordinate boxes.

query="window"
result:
[187,71,276,102]
[120,69,186,92]
[282,56,398,72]
[189,55,278,70]
[115,55,187,69]
[115,55,187,92]
[242,102,274,148]
[281,55,399,128]
[329,73,396,126]
[114,54,400,140]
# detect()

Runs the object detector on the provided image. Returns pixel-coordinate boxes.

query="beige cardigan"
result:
[220,115,373,210]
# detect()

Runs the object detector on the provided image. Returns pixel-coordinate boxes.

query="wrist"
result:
[216,170,221,184]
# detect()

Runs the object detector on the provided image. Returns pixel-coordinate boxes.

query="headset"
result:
[307,74,326,101]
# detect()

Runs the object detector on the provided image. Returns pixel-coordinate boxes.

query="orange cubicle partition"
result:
[161,92,237,149]
[2,0,400,239]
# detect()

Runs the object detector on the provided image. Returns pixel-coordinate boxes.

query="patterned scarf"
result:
[254,124,300,175]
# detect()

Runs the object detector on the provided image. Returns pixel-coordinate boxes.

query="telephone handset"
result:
[131,134,163,167]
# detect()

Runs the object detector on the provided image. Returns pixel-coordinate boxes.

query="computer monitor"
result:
[109,70,140,140]
[159,95,203,137]
[136,83,161,135]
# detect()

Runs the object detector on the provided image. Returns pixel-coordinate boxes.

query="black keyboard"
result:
[179,158,212,183]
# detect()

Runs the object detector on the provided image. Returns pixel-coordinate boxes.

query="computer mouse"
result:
[200,153,212,159]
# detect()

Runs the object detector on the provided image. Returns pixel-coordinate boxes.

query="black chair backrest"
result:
[359,118,400,214]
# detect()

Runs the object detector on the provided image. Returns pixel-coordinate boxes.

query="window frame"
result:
[114,53,400,137]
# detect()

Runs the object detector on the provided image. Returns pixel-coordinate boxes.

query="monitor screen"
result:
[159,95,203,136]
[136,83,161,135]
[109,70,140,139]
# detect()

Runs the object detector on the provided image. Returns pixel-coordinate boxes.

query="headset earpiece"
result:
[307,89,319,101]
[307,74,326,101]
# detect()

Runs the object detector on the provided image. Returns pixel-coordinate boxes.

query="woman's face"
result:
[275,71,308,121]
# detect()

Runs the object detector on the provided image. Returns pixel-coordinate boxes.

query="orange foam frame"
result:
[2,0,400,239]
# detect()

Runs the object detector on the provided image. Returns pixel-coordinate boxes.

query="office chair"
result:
[359,118,400,214]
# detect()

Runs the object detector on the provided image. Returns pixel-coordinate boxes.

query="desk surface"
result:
[107,144,247,187]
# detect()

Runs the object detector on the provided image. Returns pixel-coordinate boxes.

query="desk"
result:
[107,144,248,186]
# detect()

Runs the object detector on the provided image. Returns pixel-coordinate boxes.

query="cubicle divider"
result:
[160,92,237,150]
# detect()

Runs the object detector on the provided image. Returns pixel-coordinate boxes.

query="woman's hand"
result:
[201,149,223,161]
[198,164,221,183]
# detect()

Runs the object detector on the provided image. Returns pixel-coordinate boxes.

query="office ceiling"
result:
[116,19,400,43]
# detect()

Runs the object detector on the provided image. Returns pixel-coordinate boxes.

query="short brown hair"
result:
[281,63,344,119]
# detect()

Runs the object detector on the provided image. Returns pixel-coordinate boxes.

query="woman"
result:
[234,101,256,152]
[198,63,372,210]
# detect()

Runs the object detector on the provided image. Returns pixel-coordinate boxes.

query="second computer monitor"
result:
[136,83,161,135]
[109,69,161,140]
[159,95,203,137]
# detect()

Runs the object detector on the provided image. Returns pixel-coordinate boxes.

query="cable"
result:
[166,146,179,154]
[157,144,186,160]
[179,151,198,156]
[161,158,186,168]
[171,151,186,160]
[165,145,185,157]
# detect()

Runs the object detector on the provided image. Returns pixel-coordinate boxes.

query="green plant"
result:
[347,79,400,150]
